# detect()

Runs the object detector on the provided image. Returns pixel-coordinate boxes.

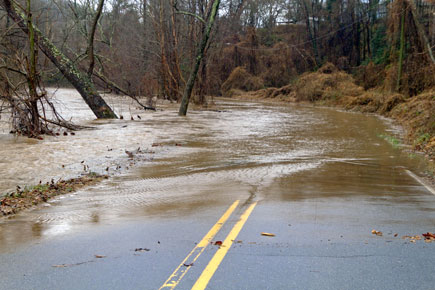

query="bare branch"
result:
[87,0,105,77]
[172,1,206,24]
[93,70,156,111]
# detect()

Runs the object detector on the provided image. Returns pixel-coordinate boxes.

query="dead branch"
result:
[93,70,156,111]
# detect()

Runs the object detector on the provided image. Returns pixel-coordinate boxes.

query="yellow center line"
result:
[158,200,240,290]
[191,202,257,290]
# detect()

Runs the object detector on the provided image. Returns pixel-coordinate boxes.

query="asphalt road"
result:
[1,189,434,290]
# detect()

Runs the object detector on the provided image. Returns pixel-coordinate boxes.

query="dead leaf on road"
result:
[261,232,276,237]
[214,241,223,246]
[371,230,382,236]
[422,232,435,239]
[95,255,106,258]
[402,235,422,243]
[422,232,435,243]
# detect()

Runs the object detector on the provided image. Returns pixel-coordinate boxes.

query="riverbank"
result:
[0,173,107,216]
[224,63,434,180]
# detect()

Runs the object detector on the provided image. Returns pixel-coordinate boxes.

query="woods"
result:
[1,2,435,285]
[0,0,434,133]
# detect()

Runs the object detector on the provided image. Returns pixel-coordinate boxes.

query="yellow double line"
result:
[159,200,257,290]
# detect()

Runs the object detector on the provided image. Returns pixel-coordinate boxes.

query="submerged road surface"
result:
[0,93,434,290]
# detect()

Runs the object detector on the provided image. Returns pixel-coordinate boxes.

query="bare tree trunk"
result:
[158,0,180,100]
[159,0,168,98]
[27,0,39,133]
[301,0,319,66]
[1,0,117,119]
[170,0,186,90]
[142,0,148,72]
[178,0,220,116]
[196,59,207,104]
[87,0,104,78]
[366,21,371,59]
[397,5,406,91]
[408,0,435,63]
[349,0,361,66]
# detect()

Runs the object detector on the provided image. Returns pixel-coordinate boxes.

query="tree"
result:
[178,0,221,116]
[1,0,118,119]
[26,0,40,133]
[87,0,105,78]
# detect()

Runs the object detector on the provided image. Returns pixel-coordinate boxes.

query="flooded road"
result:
[0,89,434,289]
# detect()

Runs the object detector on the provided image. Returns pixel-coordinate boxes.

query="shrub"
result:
[221,67,264,97]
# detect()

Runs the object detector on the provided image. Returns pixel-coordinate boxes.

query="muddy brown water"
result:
[0,88,431,252]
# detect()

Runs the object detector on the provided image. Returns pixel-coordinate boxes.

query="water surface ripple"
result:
[0,89,431,250]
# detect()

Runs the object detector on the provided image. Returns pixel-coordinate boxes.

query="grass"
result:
[415,133,431,146]
[378,134,401,148]
[1,173,108,216]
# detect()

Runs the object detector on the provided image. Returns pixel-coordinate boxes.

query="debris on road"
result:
[422,232,435,239]
[422,232,435,243]
[402,234,433,243]
[370,231,434,243]
[402,235,421,240]
[134,248,150,252]
[261,232,276,237]
[371,230,383,236]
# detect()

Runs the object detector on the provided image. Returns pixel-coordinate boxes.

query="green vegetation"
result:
[378,134,401,148]
[370,25,388,65]
[0,173,108,216]
[415,133,431,146]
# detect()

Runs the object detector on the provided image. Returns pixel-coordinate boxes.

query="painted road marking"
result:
[159,200,240,290]
[405,169,435,195]
[191,202,257,290]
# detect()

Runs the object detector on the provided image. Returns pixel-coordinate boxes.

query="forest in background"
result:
[0,0,433,139]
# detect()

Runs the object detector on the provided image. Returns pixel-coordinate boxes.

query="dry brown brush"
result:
[221,66,264,97]
[228,62,434,158]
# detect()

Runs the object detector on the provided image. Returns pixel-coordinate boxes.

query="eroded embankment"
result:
[224,63,434,176]
[0,174,107,216]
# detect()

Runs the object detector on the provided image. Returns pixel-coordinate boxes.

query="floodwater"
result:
[0,88,433,252]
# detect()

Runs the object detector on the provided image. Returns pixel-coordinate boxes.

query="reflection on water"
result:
[0,89,432,251]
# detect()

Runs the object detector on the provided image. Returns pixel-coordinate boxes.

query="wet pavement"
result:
[0,89,434,289]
